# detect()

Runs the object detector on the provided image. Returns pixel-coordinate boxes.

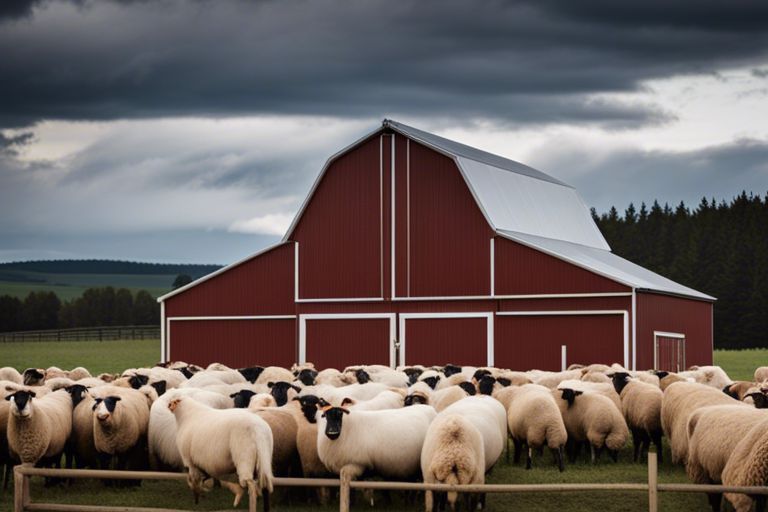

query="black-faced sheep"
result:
[612,372,664,462]
[556,388,628,463]
[6,389,72,467]
[505,384,567,471]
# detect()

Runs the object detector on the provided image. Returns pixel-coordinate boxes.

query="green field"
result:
[0,270,173,300]
[0,344,765,511]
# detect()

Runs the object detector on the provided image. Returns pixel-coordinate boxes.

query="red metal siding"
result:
[497,296,631,312]
[403,317,488,367]
[408,141,494,297]
[165,243,295,317]
[169,319,296,368]
[636,293,713,370]
[495,315,625,371]
[494,237,629,295]
[305,318,391,370]
[293,136,383,299]
[394,134,409,297]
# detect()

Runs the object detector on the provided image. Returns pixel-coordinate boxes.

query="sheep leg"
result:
[706,492,722,512]
[631,429,641,462]
[340,464,365,508]
[551,446,565,473]
[186,466,208,504]
[219,479,246,507]
[755,494,766,512]
[505,435,511,464]
[512,438,523,464]
[526,445,533,470]
[651,431,663,464]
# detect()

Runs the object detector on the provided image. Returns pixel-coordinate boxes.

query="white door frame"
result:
[298,313,397,367]
[398,312,495,367]
[496,310,630,369]
[653,330,686,371]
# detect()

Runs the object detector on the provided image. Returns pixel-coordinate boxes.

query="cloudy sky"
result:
[2,0,767,264]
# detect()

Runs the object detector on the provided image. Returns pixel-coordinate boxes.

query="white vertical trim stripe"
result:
[391,133,396,300]
[160,301,166,362]
[490,238,495,296]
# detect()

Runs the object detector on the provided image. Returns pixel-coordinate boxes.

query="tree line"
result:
[0,259,220,276]
[593,191,768,349]
[0,288,160,332]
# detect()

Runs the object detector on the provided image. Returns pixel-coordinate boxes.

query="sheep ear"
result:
[291,384,301,393]
[497,377,511,387]
[341,408,350,414]
[317,398,329,407]
[229,393,239,398]
[575,390,584,396]
[341,397,355,406]
[28,390,36,398]
[292,396,301,401]
[267,382,274,388]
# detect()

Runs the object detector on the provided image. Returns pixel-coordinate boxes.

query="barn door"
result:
[398,312,493,367]
[654,331,686,372]
[299,314,396,370]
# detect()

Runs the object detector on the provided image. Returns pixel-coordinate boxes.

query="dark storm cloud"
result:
[0,131,34,156]
[533,139,768,213]
[1,0,767,129]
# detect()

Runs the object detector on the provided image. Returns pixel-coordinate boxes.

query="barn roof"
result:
[498,230,716,301]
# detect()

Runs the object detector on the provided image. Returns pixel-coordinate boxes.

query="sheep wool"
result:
[722,416,768,512]
[170,395,274,506]
[612,372,664,462]
[0,367,22,385]
[7,388,72,465]
[505,384,567,470]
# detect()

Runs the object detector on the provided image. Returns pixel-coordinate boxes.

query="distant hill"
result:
[0,260,223,301]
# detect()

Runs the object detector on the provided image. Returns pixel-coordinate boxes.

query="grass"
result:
[0,339,160,374]
[0,270,174,300]
[0,344,763,511]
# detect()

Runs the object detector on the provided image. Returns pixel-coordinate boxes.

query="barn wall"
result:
[169,318,296,368]
[164,243,295,317]
[403,317,488,367]
[495,314,625,371]
[494,237,629,295]
[304,317,392,370]
[293,136,383,299]
[636,293,713,370]
[407,141,494,297]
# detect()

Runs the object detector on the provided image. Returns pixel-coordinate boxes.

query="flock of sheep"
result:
[1,361,768,511]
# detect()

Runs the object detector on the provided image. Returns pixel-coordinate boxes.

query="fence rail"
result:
[12,452,768,512]
[0,325,159,343]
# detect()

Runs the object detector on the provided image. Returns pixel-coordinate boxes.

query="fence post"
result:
[340,475,351,512]
[648,450,658,512]
[13,466,28,512]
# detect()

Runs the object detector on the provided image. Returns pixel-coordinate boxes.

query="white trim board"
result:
[165,315,296,361]
[298,313,397,367]
[497,309,630,369]
[398,312,494,367]
[653,331,686,372]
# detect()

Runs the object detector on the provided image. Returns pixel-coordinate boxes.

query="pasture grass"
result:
[0,339,160,374]
[0,269,173,300]
[0,345,763,511]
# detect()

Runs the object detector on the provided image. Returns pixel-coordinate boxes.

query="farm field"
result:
[0,271,173,300]
[0,344,765,511]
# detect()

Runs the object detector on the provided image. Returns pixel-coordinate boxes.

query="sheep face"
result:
[296,368,318,386]
[128,374,149,389]
[404,394,429,406]
[230,389,257,408]
[442,364,462,377]
[611,372,631,394]
[355,369,371,384]
[747,392,768,409]
[7,390,36,418]
[473,369,492,383]
[64,384,89,407]
[458,381,477,396]
[403,367,423,384]
[321,406,349,440]
[559,388,583,407]
[176,367,194,379]
[478,376,497,395]
[23,368,45,386]
[654,371,669,379]
[268,381,301,407]
[422,375,441,389]
[237,366,265,384]
[93,396,122,422]
[293,395,323,423]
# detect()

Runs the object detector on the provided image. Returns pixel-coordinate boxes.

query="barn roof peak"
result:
[382,119,570,187]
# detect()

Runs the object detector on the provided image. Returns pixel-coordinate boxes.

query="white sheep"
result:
[556,379,622,412]
[148,388,232,470]
[505,384,567,471]
[612,372,664,462]
[686,404,767,512]
[754,367,768,383]
[250,408,301,477]
[430,383,477,412]
[317,403,437,486]
[527,369,582,389]
[342,389,405,411]
[292,395,334,504]
[91,386,151,472]
[678,365,733,390]
[661,381,739,464]
[721,416,768,512]
[6,388,72,467]
[0,367,22,384]
[255,366,294,385]
[170,395,274,506]
[555,388,628,463]
[314,368,348,387]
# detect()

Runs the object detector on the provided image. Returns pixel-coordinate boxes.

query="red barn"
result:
[158,120,714,372]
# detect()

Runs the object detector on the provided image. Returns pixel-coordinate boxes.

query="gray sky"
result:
[1,0,767,264]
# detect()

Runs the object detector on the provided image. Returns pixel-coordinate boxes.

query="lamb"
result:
[0,367,22,384]
[611,372,664,462]
[317,403,437,487]
[91,386,151,473]
[661,381,739,464]
[6,388,73,467]
[148,388,233,470]
[169,395,274,506]
[721,416,768,512]
[421,395,507,510]
[505,384,567,471]
[555,388,628,463]
[686,405,767,512]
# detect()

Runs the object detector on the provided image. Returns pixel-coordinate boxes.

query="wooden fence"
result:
[11,452,768,512]
[0,325,159,343]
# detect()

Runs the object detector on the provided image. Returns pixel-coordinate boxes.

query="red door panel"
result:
[305,318,392,370]
[169,319,296,368]
[495,315,624,371]
[403,317,488,367]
